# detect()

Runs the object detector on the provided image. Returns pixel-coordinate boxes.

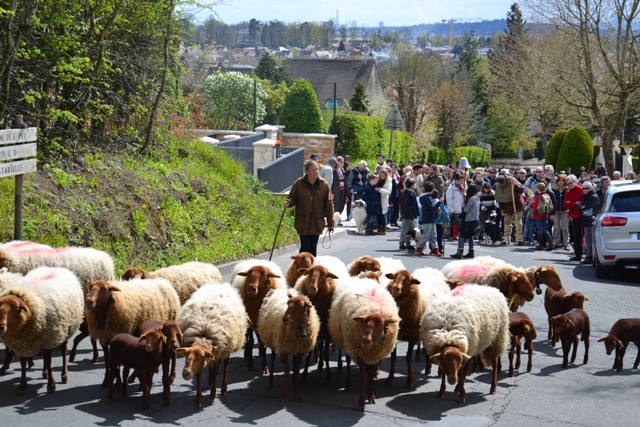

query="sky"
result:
[187,0,517,27]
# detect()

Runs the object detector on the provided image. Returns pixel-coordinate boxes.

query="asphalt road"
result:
[2,222,639,426]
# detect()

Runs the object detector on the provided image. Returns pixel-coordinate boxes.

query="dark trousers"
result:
[570,219,583,258]
[299,235,320,257]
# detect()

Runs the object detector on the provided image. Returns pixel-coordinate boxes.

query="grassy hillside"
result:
[0,137,298,273]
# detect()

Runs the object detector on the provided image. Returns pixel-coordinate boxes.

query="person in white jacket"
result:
[445,173,465,240]
[375,167,392,234]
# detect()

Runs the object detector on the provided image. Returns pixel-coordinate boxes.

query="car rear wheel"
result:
[595,253,612,279]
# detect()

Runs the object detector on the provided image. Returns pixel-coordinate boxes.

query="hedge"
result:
[545,129,567,168]
[557,127,593,173]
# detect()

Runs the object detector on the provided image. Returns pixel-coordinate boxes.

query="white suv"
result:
[592,181,640,278]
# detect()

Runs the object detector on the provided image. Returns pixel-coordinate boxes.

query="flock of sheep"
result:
[0,240,638,414]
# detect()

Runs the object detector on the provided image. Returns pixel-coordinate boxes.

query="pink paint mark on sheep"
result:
[456,264,490,280]
[39,271,57,281]
[451,285,466,297]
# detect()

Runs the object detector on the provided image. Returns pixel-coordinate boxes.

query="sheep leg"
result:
[508,337,516,377]
[60,341,69,384]
[301,350,312,383]
[220,358,230,397]
[141,371,151,415]
[457,361,469,403]
[209,361,220,403]
[547,318,553,343]
[526,336,534,372]
[269,348,276,388]
[43,349,55,393]
[345,354,352,391]
[162,358,171,406]
[101,343,110,388]
[281,353,290,403]
[425,351,432,375]
[17,357,29,396]
[490,356,499,395]
[384,346,397,387]
[0,346,15,375]
[337,348,343,374]
[366,363,377,405]
[244,328,254,371]
[106,363,116,403]
[195,371,203,408]
[582,334,589,365]
[515,337,522,370]
[406,341,415,389]
[91,338,99,363]
[438,367,446,399]
[293,353,303,400]
[561,338,570,368]
[357,361,367,412]
[632,343,640,369]
[323,339,332,384]
[415,341,421,362]
[315,342,323,372]
[69,320,88,363]
[259,336,269,375]
[169,352,177,384]
[121,366,130,396]
[570,335,579,364]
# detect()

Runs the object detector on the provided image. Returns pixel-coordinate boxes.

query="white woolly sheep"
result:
[474,256,564,310]
[294,263,342,383]
[176,283,248,407]
[258,288,320,402]
[285,252,315,287]
[0,268,24,375]
[0,267,84,395]
[328,278,400,412]
[314,255,349,279]
[121,261,223,305]
[384,268,451,389]
[84,278,180,387]
[441,260,535,310]
[420,284,510,403]
[231,259,286,372]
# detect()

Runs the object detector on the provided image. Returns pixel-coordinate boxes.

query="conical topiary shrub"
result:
[278,79,325,133]
[556,127,593,174]
[545,129,567,169]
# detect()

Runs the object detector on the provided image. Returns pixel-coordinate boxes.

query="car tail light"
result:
[604,255,616,260]
[601,216,628,226]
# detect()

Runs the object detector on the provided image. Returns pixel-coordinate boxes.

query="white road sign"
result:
[0,158,37,178]
[0,127,37,145]
[0,143,37,162]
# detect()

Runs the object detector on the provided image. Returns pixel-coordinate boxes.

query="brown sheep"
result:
[550,308,590,369]
[294,264,340,384]
[106,330,166,414]
[347,255,381,276]
[544,286,589,344]
[598,318,640,371]
[507,312,537,377]
[509,265,564,311]
[175,338,217,407]
[231,260,286,373]
[285,252,315,287]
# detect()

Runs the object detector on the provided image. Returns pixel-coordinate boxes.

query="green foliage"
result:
[334,113,415,164]
[425,147,447,164]
[556,127,593,173]
[349,81,369,113]
[0,137,298,272]
[257,78,288,125]
[278,79,325,133]
[545,129,567,167]
[255,54,291,85]
[201,71,267,130]
[452,146,491,167]
[485,94,528,157]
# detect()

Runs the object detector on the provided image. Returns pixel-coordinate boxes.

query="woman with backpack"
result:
[451,185,480,259]
[531,182,554,251]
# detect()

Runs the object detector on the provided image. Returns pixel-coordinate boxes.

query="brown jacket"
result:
[495,177,524,215]
[287,175,334,236]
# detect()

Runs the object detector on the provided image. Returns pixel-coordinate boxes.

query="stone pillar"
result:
[612,139,621,171]
[594,135,605,168]
[253,138,275,176]
[255,124,278,141]
[622,146,633,176]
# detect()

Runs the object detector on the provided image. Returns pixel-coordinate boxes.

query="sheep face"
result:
[0,295,30,336]
[139,328,167,352]
[121,267,149,280]
[0,251,16,270]
[564,292,588,308]
[353,313,399,351]
[386,270,420,299]
[177,345,215,380]
[290,253,314,271]
[431,346,471,385]
[348,256,381,276]
[445,278,465,290]
[237,266,281,297]
[84,280,121,310]
[536,266,563,291]
[161,320,183,350]
[298,265,337,298]
[598,336,622,355]
[283,296,313,337]
[510,272,534,302]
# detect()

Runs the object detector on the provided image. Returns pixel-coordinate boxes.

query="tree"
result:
[201,71,266,130]
[430,81,475,152]
[525,0,640,175]
[349,81,369,113]
[248,18,261,47]
[556,126,593,173]
[485,94,528,157]
[278,79,324,133]
[255,54,291,85]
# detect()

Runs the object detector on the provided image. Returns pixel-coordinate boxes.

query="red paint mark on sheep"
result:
[456,264,490,280]
[451,285,466,297]
[39,271,57,281]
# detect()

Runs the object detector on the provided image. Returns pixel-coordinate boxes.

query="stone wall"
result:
[281,132,336,163]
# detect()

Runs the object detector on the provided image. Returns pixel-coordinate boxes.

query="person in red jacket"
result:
[563,175,583,261]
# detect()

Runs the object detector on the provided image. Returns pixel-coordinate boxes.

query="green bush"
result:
[278,79,325,133]
[545,129,567,168]
[426,147,447,164]
[334,113,415,165]
[453,146,491,167]
[556,127,593,174]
